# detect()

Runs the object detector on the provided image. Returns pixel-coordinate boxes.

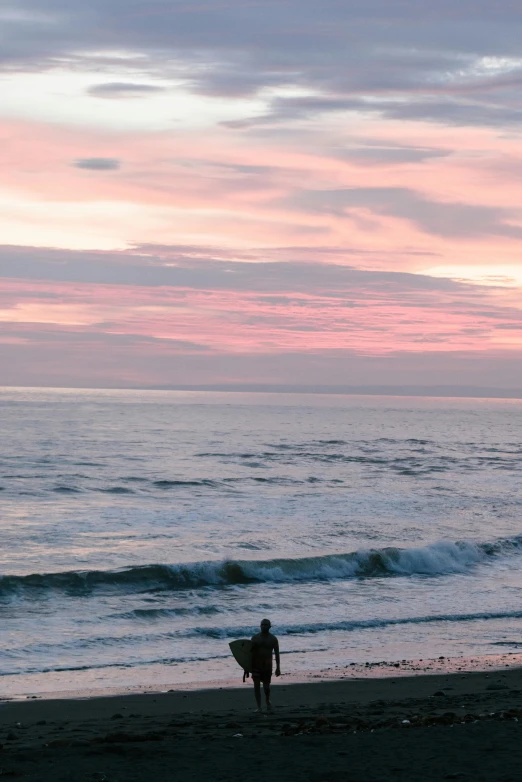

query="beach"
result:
[2,661,522,781]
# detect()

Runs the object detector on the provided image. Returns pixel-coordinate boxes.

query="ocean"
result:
[2,387,522,697]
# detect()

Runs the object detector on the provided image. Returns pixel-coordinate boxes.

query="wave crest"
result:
[2,534,522,596]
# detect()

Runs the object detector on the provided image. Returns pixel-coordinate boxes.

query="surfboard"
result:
[229,638,253,672]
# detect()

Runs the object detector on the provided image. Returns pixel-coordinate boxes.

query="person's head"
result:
[260,618,271,634]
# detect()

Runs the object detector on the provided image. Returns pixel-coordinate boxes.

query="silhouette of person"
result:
[249,618,280,712]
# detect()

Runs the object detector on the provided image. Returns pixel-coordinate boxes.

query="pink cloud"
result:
[2,271,522,359]
[2,117,522,267]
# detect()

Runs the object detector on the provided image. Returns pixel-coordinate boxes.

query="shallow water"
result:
[2,387,522,695]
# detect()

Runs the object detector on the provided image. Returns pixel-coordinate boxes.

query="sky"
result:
[1,0,522,391]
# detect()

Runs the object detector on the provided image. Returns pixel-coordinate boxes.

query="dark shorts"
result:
[252,667,272,685]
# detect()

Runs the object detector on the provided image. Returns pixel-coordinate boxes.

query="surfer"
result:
[250,618,281,712]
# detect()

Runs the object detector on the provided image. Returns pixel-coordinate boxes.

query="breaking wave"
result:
[2,534,522,596]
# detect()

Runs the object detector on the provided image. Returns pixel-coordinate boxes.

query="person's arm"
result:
[274,637,281,676]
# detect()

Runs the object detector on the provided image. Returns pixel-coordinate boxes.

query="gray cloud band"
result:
[0,244,473,293]
[87,82,166,98]
[3,1,522,128]
[286,187,522,240]
[74,158,121,170]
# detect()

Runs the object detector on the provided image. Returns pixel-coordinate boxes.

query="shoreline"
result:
[2,661,522,780]
[2,660,522,716]
[3,650,522,703]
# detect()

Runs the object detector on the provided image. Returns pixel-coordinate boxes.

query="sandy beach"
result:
[2,661,522,781]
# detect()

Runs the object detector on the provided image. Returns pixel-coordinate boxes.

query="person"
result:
[249,618,280,712]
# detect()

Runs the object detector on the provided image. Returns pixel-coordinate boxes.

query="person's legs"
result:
[252,675,262,710]
[263,672,272,711]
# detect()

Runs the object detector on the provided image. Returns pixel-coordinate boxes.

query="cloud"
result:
[225,92,522,131]
[1,243,521,387]
[74,158,121,170]
[3,0,522,130]
[379,99,522,128]
[2,245,521,349]
[0,323,210,350]
[290,187,522,239]
[87,82,167,98]
[341,145,451,165]
[0,244,473,293]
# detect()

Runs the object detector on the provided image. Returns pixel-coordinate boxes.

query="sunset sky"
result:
[2,0,522,390]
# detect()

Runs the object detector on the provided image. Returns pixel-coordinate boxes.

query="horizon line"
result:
[2,383,522,400]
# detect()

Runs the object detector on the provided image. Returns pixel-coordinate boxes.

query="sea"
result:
[2,387,522,698]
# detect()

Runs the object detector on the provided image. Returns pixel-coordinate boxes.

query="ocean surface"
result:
[2,387,522,697]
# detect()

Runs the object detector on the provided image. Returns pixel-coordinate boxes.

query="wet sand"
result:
[2,664,522,781]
